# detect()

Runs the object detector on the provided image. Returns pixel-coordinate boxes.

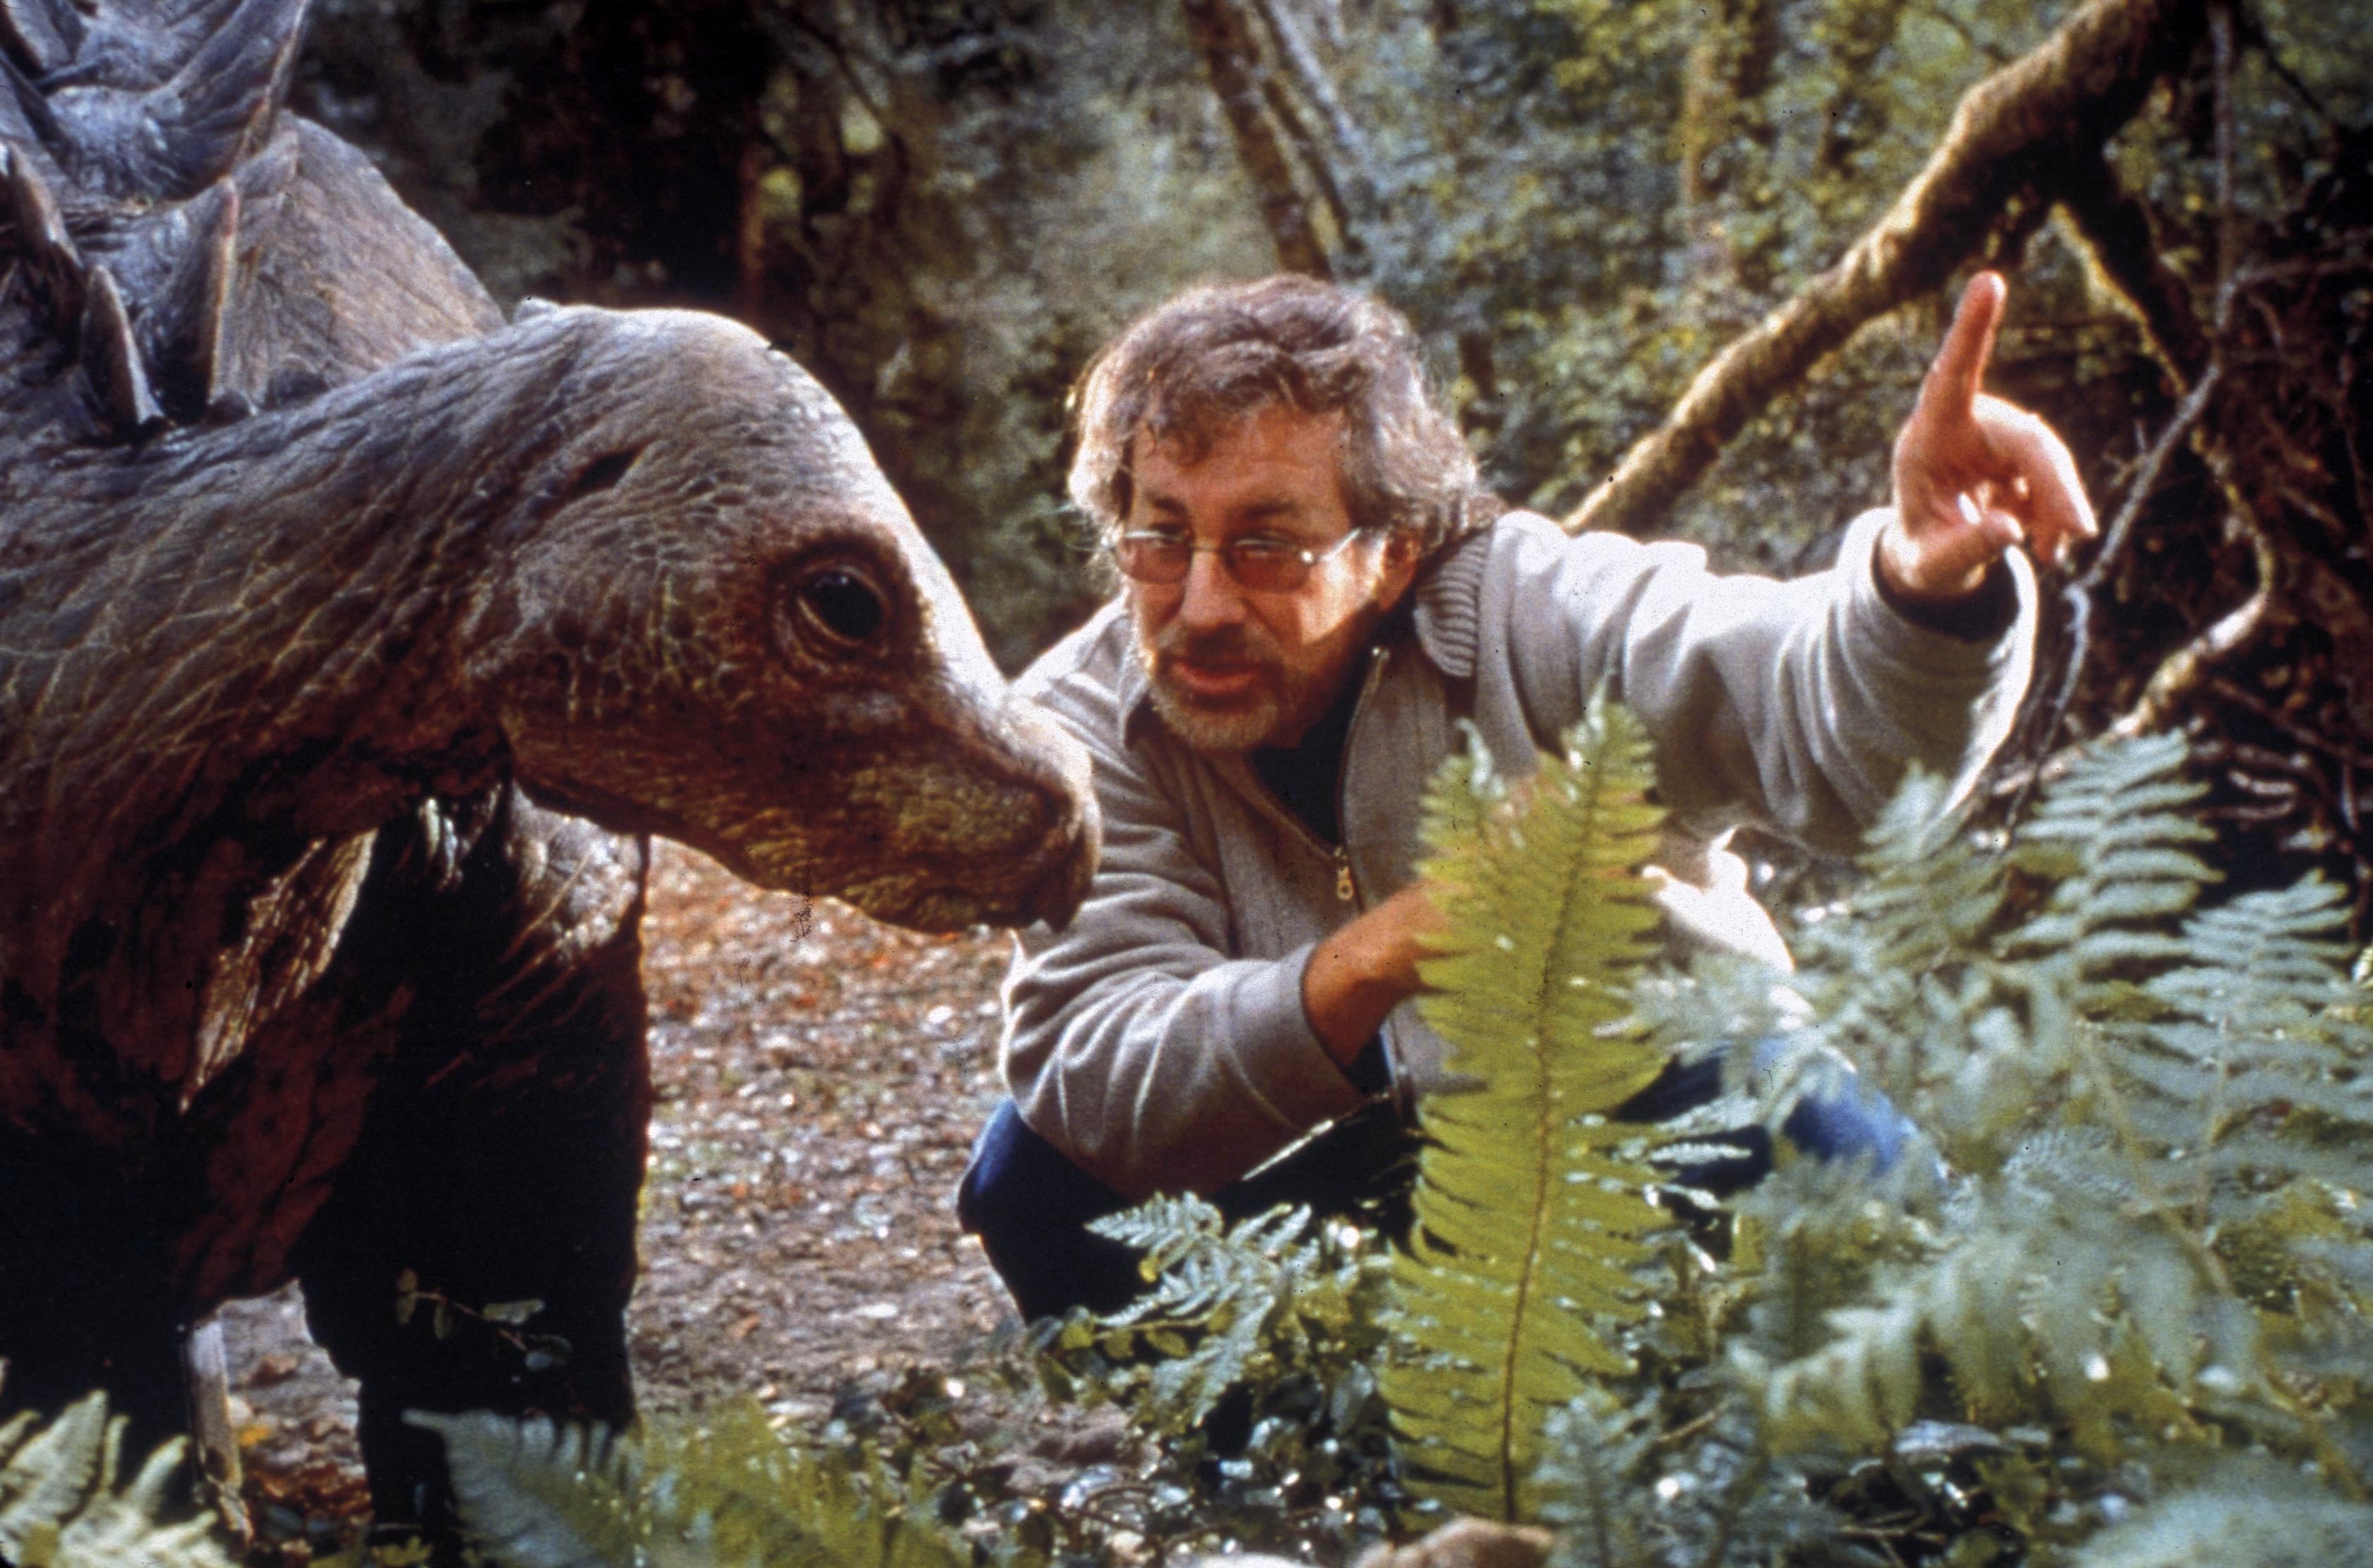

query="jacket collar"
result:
[1111,520,1500,746]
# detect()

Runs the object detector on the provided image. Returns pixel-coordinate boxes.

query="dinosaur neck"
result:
[1,313,617,941]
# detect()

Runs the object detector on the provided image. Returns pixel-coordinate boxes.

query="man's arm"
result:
[1301,882,1443,1063]
[1330,273,2092,1022]
[1000,629,1374,1198]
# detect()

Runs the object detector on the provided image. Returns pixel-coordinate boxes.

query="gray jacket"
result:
[1001,510,2034,1198]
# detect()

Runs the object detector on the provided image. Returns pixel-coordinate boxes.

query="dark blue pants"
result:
[957,1047,1915,1323]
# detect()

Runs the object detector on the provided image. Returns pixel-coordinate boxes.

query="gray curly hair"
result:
[1067,275,1499,558]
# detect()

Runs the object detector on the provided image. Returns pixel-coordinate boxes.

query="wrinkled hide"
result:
[0,0,1095,1529]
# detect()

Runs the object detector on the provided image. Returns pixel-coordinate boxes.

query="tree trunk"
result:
[1180,0,1334,277]
[1248,0,1377,225]
[1565,0,2212,539]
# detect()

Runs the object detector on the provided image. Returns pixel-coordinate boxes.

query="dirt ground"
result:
[219,838,1055,1558]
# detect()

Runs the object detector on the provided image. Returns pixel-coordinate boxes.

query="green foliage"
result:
[1384,701,1676,1522]
[404,729,2373,1565]
[2070,1472,2373,1568]
[1036,1195,1403,1558]
[414,1404,968,1568]
[1336,0,2081,552]
[1533,1392,1885,1568]
[1713,735,2373,1484]
[1049,725,2373,1564]
[0,1377,237,1568]
[1055,1196,1390,1437]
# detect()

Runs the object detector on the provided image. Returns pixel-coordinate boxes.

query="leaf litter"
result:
[220,839,1063,1560]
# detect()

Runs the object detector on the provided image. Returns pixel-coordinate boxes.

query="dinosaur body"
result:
[0,0,1094,1543]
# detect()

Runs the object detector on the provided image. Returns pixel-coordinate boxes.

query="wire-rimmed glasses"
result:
[1109,528,1364,593]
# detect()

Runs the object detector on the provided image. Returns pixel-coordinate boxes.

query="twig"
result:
[1648,1407,1722,1451]
[2210,4,2241,339]
[2105,487,2276,741]
[1688,1441,1772,1568]
[2082,368,2226,603]
[2204,675,2373,770]
[2103,4,2281,739]
[2234,0,2327,119]
[2003,360,2222,824]
[1247,0,1377,210]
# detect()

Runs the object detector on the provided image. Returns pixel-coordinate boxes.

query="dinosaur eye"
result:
[793,565,888,651]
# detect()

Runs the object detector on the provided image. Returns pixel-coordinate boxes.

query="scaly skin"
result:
[0,0,1094,1543]
[1,296,1092,1265]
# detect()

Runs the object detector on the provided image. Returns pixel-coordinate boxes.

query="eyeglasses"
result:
[1110,528,1365,593]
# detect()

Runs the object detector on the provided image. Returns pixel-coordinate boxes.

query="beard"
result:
[1138,610,1375,753]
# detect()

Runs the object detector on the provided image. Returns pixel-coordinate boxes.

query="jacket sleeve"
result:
[998,641,1370,1200]
[1482,509,2034,855]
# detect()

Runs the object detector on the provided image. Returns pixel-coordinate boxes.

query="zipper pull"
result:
[1334,851,1355,903]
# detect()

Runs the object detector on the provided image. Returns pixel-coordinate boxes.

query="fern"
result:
[1531,1391,1680,1568]
[414,1403,969,1568]
[1535,1392,1879,1568]
[1025,727,2370,1560]
[2070,1472,2373,1568]
[1063,1195,1386,1436]
[408,1412,649,1568]
[0,1379,237,1568]
[1721,734,2373,1498]
[1383,699,1677,1522]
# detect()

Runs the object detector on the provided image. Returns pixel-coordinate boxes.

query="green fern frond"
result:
[1732,733,2373,1486]
[2070,1479,2373,1568]
[2003,731,2215,952]
[1741,1188,2227,1464]
[2104,879,2373,1188]
[1779,734,2227,1177]
[1072,1195,1384,1434]
[1384,698,1674,1522]
[415,1403,968,1568]
[408,1412,651,1568]
[643,1403,963,1568]
[1536,1392,1867,1568]
[0,1381,237,1568]
[1532,1391,1659,1568]
[1782,771,2016,1168]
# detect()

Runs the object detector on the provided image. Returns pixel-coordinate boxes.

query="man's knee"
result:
[958,1100,1144,1321]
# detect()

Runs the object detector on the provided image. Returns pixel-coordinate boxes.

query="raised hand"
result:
[1881,271,2096,604]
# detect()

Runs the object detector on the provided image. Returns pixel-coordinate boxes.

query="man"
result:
[960,272,2092,1322]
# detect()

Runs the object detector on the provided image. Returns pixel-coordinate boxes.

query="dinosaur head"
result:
[462,306,1098,933]
[2,0,1095,932]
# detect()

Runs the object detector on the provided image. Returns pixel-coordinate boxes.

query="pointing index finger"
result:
[1920,270,2008,422]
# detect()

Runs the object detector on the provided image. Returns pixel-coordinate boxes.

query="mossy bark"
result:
[1564,0,2213,539]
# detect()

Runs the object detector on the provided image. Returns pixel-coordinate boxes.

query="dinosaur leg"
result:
[289,784,651,1554]
[0,1133,189,1453]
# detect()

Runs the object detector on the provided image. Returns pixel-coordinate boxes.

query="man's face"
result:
[1122,406,1416,753]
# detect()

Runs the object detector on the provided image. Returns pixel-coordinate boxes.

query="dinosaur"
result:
[0,0,1095,1549]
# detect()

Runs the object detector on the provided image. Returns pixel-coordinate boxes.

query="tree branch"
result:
[1179,0,1333,277]
[1248,0,1377,219]
[2057,151,2212,384]
[2101,2,2274,739]
[1564,0,2212,539]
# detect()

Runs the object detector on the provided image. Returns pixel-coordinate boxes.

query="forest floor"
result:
[219,839,1113,1563]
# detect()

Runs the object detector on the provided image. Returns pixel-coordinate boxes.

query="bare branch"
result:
[2103,3,2276,739]
[1253,49,1358,250]
[2003,356,2224,824]
[2057,151,2212,384]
